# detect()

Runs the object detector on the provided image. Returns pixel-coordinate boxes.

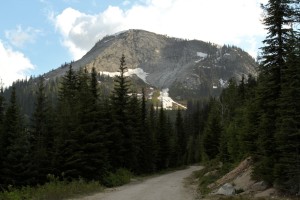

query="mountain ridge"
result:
[45,29,258,98]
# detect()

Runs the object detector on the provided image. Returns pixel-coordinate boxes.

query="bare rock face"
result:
[216,183,236,196]
[45,29,258,97]
[251,181,268,191]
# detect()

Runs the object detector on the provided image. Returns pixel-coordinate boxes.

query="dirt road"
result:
[72,166,203,200]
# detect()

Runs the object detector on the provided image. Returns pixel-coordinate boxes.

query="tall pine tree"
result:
[110,54,131,169]
[0,84,5,187]
[275,29,300,193]
[2,86,32,186]
[30,76,54,184]
[254,0,297,185]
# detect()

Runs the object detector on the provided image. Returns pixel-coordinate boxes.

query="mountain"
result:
[45,29,257,99]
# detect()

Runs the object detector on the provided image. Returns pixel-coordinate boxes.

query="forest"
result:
[0,0,299,195]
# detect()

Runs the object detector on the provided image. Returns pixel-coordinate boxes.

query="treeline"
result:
[199,0,300,194]
[0,55,206,189]
[2,64,116,119]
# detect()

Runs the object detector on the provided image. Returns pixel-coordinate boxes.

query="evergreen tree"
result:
[30,76,54,184]
[157,105,171,170]
[76,68,108,180]
[147,104,158,172]
[202,98,222,160]
[0,85,5,187]
[90,67,99,101]
[175,109,187,165]
[254,0,297,185]
[110,54,131,169]
[275,30,300,193]
[238,74,246,103]
[138,89,155,173]
[243,74,257,102]
[55,65,81,179]
[0,84,4,125]
[2,86,32,186]
[219,78,238,123]
[126,93,140,171]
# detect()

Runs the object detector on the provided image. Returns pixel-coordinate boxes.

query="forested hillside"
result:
[0,54,208,189]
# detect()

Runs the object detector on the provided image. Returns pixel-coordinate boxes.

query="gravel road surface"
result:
[72,166,203,200]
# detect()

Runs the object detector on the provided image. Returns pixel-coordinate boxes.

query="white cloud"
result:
[55,6,126,59]
[0,41,34,87]
[54,0,267,60]
[5,25,42,48]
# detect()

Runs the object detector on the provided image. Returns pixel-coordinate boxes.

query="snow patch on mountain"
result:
[195,52,208,63]
[159,88,187,110]
[99,68,149,83]
[197,52,208,58]
[100,71,120,77]
[198,66,211,69]
[127,68,149,83]
[219,78,227,88]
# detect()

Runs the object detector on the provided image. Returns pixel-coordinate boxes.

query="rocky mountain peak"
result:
[45,29,258,98]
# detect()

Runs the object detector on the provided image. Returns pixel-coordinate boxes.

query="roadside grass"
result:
[210,196,298,200]
[0,166,194,200]
[102,168,132,187]
[0,176,103,200]
[192,159,234,195]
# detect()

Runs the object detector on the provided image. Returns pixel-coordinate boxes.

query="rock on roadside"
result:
[216,183,235,196]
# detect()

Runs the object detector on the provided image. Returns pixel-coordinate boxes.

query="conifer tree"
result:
[75,68,108,180]
[110,54,131,169]
[157,105,171,169]
[147,104,158,172]
[238,74,246,103]
[0,85,5,186]
[0,84,4,125]
[55,65,80,178]
[90,67,99,101]
[126,93,140,171]
[175,109,187,165]
[138,88,154,173]
[2,86,32,186]
[202,98,222,160]
[254,0,297,184]
[275,30,300,193]
[30,76,53,184]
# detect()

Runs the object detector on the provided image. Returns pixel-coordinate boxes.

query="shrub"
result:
[0,176,103,200]
[102,168,132,187]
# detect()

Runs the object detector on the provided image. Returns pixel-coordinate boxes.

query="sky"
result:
[0,0,268,87]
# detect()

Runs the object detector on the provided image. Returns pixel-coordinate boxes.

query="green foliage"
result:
[0,86,5,186]
[156,107,172,170]
[109,54,131,169]
[274,31,300,193]
[0,175,103,200]
[252,0,300,193]
[194,159,233,195]
[202,98,222,160]
[30,76,55,184]
[175,109,187,165]
[102,168,132,187]
[1,86,33,187]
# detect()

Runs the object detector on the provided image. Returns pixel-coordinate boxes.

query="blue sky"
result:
[0,0,267,87]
